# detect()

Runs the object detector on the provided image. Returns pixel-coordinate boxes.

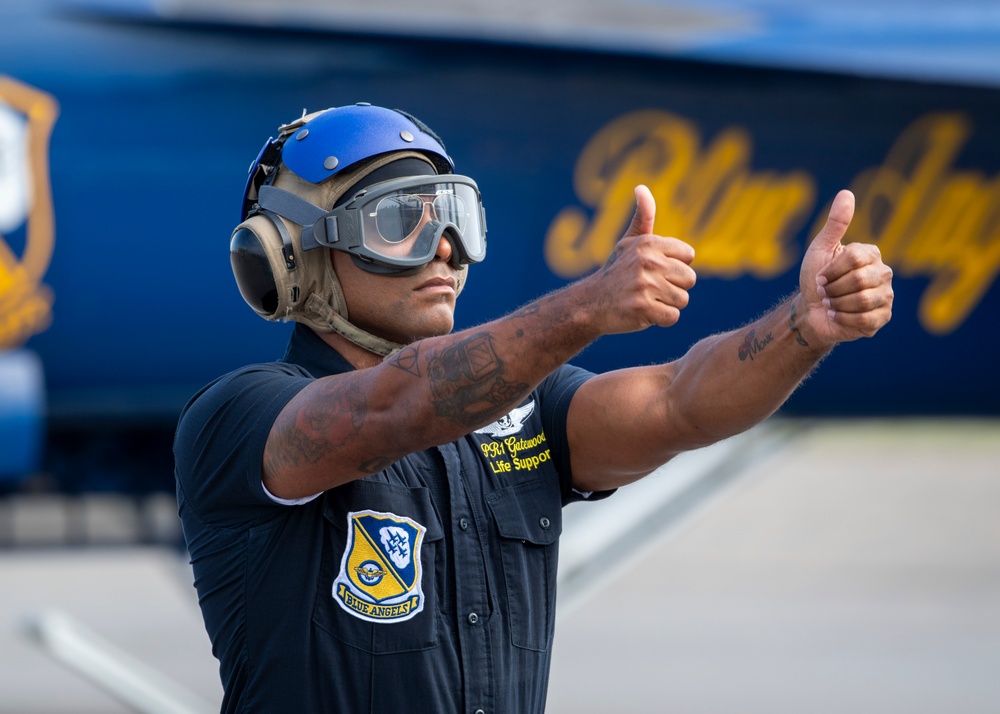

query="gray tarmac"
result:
[550,419,1000,713]
[0,418,997,713]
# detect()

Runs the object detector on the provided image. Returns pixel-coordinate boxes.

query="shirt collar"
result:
[282,323,355,378]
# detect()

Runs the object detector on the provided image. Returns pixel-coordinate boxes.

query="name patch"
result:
[475,400,554,474]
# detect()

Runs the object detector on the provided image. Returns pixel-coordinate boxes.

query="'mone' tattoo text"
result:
[738,329,774,362]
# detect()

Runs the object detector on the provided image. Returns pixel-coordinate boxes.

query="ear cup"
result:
[230,214,295,318]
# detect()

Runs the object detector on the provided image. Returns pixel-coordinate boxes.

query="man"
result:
[174,103,893,713]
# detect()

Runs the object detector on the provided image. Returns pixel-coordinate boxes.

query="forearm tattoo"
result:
[738,329,774,362]
[268,378,368,473]
[789,302,809,347]
[421,333,529,425]
[390,344,422,377]
[510,302,540,320]
[601,245,621,272]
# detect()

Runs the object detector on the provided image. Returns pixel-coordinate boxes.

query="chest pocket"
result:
[313,480,444,654]
[486,478,563,652]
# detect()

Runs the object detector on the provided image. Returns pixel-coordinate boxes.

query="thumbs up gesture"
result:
[799,190,894,345]
[583,185,697,335]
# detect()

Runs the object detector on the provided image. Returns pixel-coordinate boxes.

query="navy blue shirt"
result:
[174,325,600,713]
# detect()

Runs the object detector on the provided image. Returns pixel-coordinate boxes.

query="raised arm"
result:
[567,188,893,492]
[262,187,698,500]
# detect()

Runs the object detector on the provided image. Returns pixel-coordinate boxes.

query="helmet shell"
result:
[282,104,453,184]
[241,104,453,221]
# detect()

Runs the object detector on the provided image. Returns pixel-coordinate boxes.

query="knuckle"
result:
[857,291,878,311]
[843,249,866,270]
[860,264,882,289]
[659,307,681,327]
[634,273,658,294]
[635,233,659,250]
[857,313,881,333]
[636,253,659,271]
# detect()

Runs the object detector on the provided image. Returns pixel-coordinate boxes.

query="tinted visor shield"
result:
[331,176,486,269]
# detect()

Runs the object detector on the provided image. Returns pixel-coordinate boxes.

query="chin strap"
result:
[304,294,403,358]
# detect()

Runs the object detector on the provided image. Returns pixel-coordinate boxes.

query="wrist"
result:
[788,291,836,353]
[509,281,602,348]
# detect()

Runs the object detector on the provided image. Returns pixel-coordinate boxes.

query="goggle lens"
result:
[432,193,466,228]
[374,192,468,243]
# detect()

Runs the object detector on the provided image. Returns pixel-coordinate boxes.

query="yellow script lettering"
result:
[832,113,999,334]
[545,110,815,278]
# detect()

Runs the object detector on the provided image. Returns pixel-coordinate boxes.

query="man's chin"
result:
[404,316,456,343]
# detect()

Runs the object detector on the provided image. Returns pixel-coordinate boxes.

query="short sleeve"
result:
[535,364,615,505]
[173,363,313,528]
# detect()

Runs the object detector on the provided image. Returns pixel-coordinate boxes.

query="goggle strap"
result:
[257,186,328,251]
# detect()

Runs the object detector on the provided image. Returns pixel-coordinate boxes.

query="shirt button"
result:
[539,516,551,529]
[467,612,479,625]
[474,710,486,714]
[459,517,470,530]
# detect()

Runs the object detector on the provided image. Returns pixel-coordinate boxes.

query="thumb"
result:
[811,189,855,252]
[624,184,656,238]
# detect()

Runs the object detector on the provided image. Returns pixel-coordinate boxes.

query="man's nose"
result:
[434,234,453,262]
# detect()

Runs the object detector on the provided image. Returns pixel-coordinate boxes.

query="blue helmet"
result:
[241,103,454,221]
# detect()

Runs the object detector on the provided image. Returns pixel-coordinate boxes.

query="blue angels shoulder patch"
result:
[333,510,427,623]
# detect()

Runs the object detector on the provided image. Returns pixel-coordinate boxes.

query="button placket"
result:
[438,442,493,713]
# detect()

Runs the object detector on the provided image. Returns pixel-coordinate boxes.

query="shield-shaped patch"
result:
[0,76,58,348]
[333,510,427,623]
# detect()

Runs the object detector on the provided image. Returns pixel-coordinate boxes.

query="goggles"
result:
[257,175,487,274]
